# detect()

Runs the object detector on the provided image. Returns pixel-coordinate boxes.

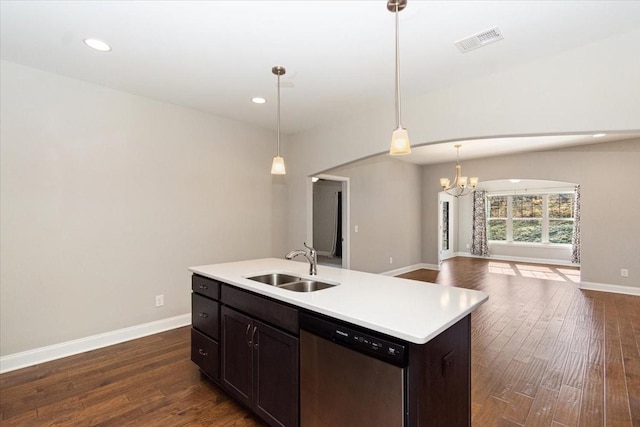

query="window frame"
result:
[486,189,575,246]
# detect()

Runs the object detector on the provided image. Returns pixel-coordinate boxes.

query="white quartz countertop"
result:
[189,258,488,344]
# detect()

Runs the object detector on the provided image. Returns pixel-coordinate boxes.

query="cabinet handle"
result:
[198,312,208,318]
[246,324,252,348]
[199,284,208,290]
[251,326,258,350]
[198,348,208,356]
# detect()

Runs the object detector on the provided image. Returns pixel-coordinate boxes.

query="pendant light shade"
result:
[390,127,411,155]
[271,66,286,175]
[271,156,286,175]
[388,0,411,156]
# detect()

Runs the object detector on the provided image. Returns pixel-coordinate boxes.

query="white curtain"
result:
[571,184,581,264]
[470,190,490,257]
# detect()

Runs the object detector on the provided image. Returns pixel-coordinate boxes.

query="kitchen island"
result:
[189,258,488,427]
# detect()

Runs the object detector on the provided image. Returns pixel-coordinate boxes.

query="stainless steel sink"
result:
[246,273,338,292]
[277,280,337,292]
[247,273,302,286]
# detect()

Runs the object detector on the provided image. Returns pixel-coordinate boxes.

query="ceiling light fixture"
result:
[270,66,286,175]
[440,145,479,197]
[252,97,266,104]
[388,0,411,155]
[83,38,111,52]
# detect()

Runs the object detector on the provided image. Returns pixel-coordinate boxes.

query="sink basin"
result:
[277,280,337,292]
[247,273,302,286]
[246,273,338,292]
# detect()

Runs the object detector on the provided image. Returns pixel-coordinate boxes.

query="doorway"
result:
[438,192,455,263]
[310,175,349,269]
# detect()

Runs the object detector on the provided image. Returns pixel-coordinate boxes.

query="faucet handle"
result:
[303,242,316,253]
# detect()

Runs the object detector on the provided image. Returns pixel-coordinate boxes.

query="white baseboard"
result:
[579,281,640,296]
[0,313,191,374]
[455,251,579,267]
[381,263,440,276]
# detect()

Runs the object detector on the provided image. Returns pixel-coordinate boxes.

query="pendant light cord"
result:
[277,73,281,157]
[395,3,402,129]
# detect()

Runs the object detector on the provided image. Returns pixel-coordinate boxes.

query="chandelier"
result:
[439,145,479,197]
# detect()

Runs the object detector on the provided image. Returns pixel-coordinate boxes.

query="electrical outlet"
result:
[466,243,470,249]
[389,257,393,264]
[621,269,629,277]
[355,225,359,233]
[155,294,164,307]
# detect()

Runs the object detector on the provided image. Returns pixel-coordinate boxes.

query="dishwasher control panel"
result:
[333,327,406,365]
[300,311,407,367]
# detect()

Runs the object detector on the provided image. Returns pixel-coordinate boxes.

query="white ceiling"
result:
[1,0,639,164]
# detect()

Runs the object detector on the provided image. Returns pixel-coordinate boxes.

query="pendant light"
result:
[440,144,479,197]
[388,0,411,155]
[270,66,286,175]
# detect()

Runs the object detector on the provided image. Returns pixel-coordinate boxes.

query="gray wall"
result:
[328,156,422,273]
[0,61,286,356]
[422,139,640,289]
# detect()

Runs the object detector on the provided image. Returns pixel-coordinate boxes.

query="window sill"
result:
[488,241,572,249]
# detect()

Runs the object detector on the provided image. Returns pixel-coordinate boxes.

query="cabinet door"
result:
[221,306,253,407]
[254,319,299,427]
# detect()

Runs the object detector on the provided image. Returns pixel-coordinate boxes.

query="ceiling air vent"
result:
[454,26,503,53]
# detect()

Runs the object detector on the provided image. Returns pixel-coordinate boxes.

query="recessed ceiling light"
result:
[592,133,606,138]
[83,38,111,52]
[251,97,266,104]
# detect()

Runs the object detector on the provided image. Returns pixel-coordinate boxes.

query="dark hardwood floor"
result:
[0,328,265,426]
[1,257,638,426]
[399,257,639,426]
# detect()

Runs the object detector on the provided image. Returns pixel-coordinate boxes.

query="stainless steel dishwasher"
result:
[299,312,408,427]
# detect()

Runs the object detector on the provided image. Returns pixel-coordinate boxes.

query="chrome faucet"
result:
[285,242,318,275]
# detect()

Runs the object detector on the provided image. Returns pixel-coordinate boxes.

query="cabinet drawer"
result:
[192,293,220,340]
[192,274,220,300]
[221,285,298,335]
[191,328,220,381]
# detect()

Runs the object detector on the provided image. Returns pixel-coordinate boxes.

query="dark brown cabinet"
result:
[220,307,253,404]
[190,275,221,382]
[192,293,220,340]
[191,275,299,427]
[407,315,471,426]
[191,271,471,426]
[221,305,299,427]
[191,328,220,380]
[253,319,299,427]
